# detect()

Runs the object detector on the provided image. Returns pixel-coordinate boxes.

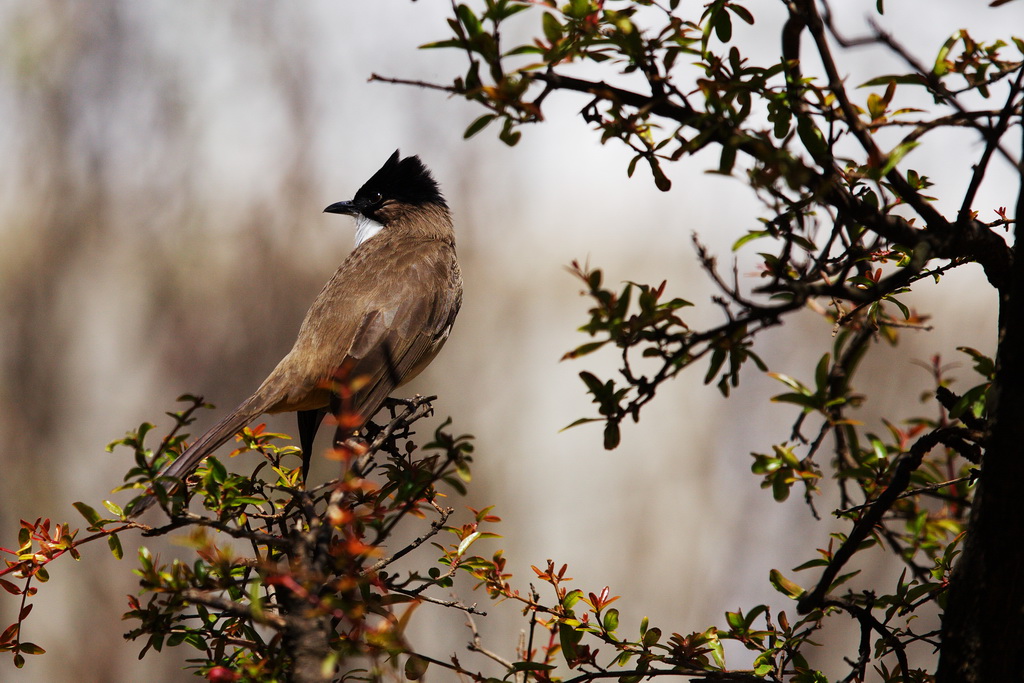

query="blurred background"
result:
[0,1,1014,680]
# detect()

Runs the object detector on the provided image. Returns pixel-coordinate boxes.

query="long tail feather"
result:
[131,393,269,516]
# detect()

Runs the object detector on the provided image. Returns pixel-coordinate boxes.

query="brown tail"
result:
[130,392,270,516]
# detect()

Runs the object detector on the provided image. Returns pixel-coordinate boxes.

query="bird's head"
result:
[324,151,447,246]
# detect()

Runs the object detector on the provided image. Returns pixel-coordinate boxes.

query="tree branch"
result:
[799,426,973,614]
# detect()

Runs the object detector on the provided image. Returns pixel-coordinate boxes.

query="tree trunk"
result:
[280,587,333,683]
[938,210,1024,679]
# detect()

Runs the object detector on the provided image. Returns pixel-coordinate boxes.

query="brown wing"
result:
[345,239,462,421]
[258,235,461,424]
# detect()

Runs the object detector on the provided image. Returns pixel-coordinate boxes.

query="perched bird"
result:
[132,151,462,515]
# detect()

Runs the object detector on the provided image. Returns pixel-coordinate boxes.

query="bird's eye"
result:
[369,192,383,205]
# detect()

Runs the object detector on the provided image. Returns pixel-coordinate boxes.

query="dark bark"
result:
[938,162,1024,680]
[280,585,333,683]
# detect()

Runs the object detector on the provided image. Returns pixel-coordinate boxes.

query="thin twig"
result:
[799,426,966,613]
[180,588,287,629]
[835,475,973,515]
[388,588,487,615]
[369,73,460,94]
[362,505,454,575]
[466,612,514,668]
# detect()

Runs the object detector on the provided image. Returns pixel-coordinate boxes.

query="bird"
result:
[131,151,462,516]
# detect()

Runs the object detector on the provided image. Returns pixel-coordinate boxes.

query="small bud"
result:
[207,666,239,683]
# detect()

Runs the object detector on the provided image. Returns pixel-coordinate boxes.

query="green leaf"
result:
[951,383,989,420]
[745,604,768,627]
[767,372,809,394]
[859,74,928,87]
[464,114,497,139]
[814,353,831,393]
[772,444,800,467]
[579,371,605,395]
[249,579,264,621]
[559,622,583,664]
[561,417,603,431]
[420,39,465,50]
[934,33,959,76]
[209,457,227,483]
[718,144,736,175]
[489,1,532,19]
[886,295,910,320]
[957,346,995,379]
[405,654,429,680]
[503,44,543,56]
[771,474,792,501]
[542,12,563,43]
[567,0,591,19]
[828,569,861,591]
[225,497,266,506]
[732,230,769,251]
[866,91,886,120]
[108,534,123,560]
[604,421,621,450]
[512,661,556,672]
[457,531,481,556]
[867,436,887,464]
[72,502,102,527]
[880,141,919,175]
[769,569,806,599]
[797,117,828,159]
[792,558,829,571]
[729,4,754,24]
[563,341,608,360]
[770,392,818,410]
[714,8,732,41]
[627,155,641,178]
[498,119,522,147]
[704,348,726,385]
[602,608,620,632]
[707,629,726,668]
[615,651,636,668]
[649,158,672,191]
[456,4,482,36]
[103,500,124,518]
[747,350,769,372]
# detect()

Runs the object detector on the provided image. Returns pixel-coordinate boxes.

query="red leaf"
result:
[1,622,19,645]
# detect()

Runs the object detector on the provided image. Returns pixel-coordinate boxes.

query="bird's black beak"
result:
[324,200,359,216]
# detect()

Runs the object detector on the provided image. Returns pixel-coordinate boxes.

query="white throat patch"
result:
[354,214,385,247]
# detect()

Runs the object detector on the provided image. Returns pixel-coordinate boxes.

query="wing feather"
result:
[347,242,461,419]
[262,236,461,427]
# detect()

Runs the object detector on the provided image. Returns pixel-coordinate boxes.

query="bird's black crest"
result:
[355,150,446,208]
